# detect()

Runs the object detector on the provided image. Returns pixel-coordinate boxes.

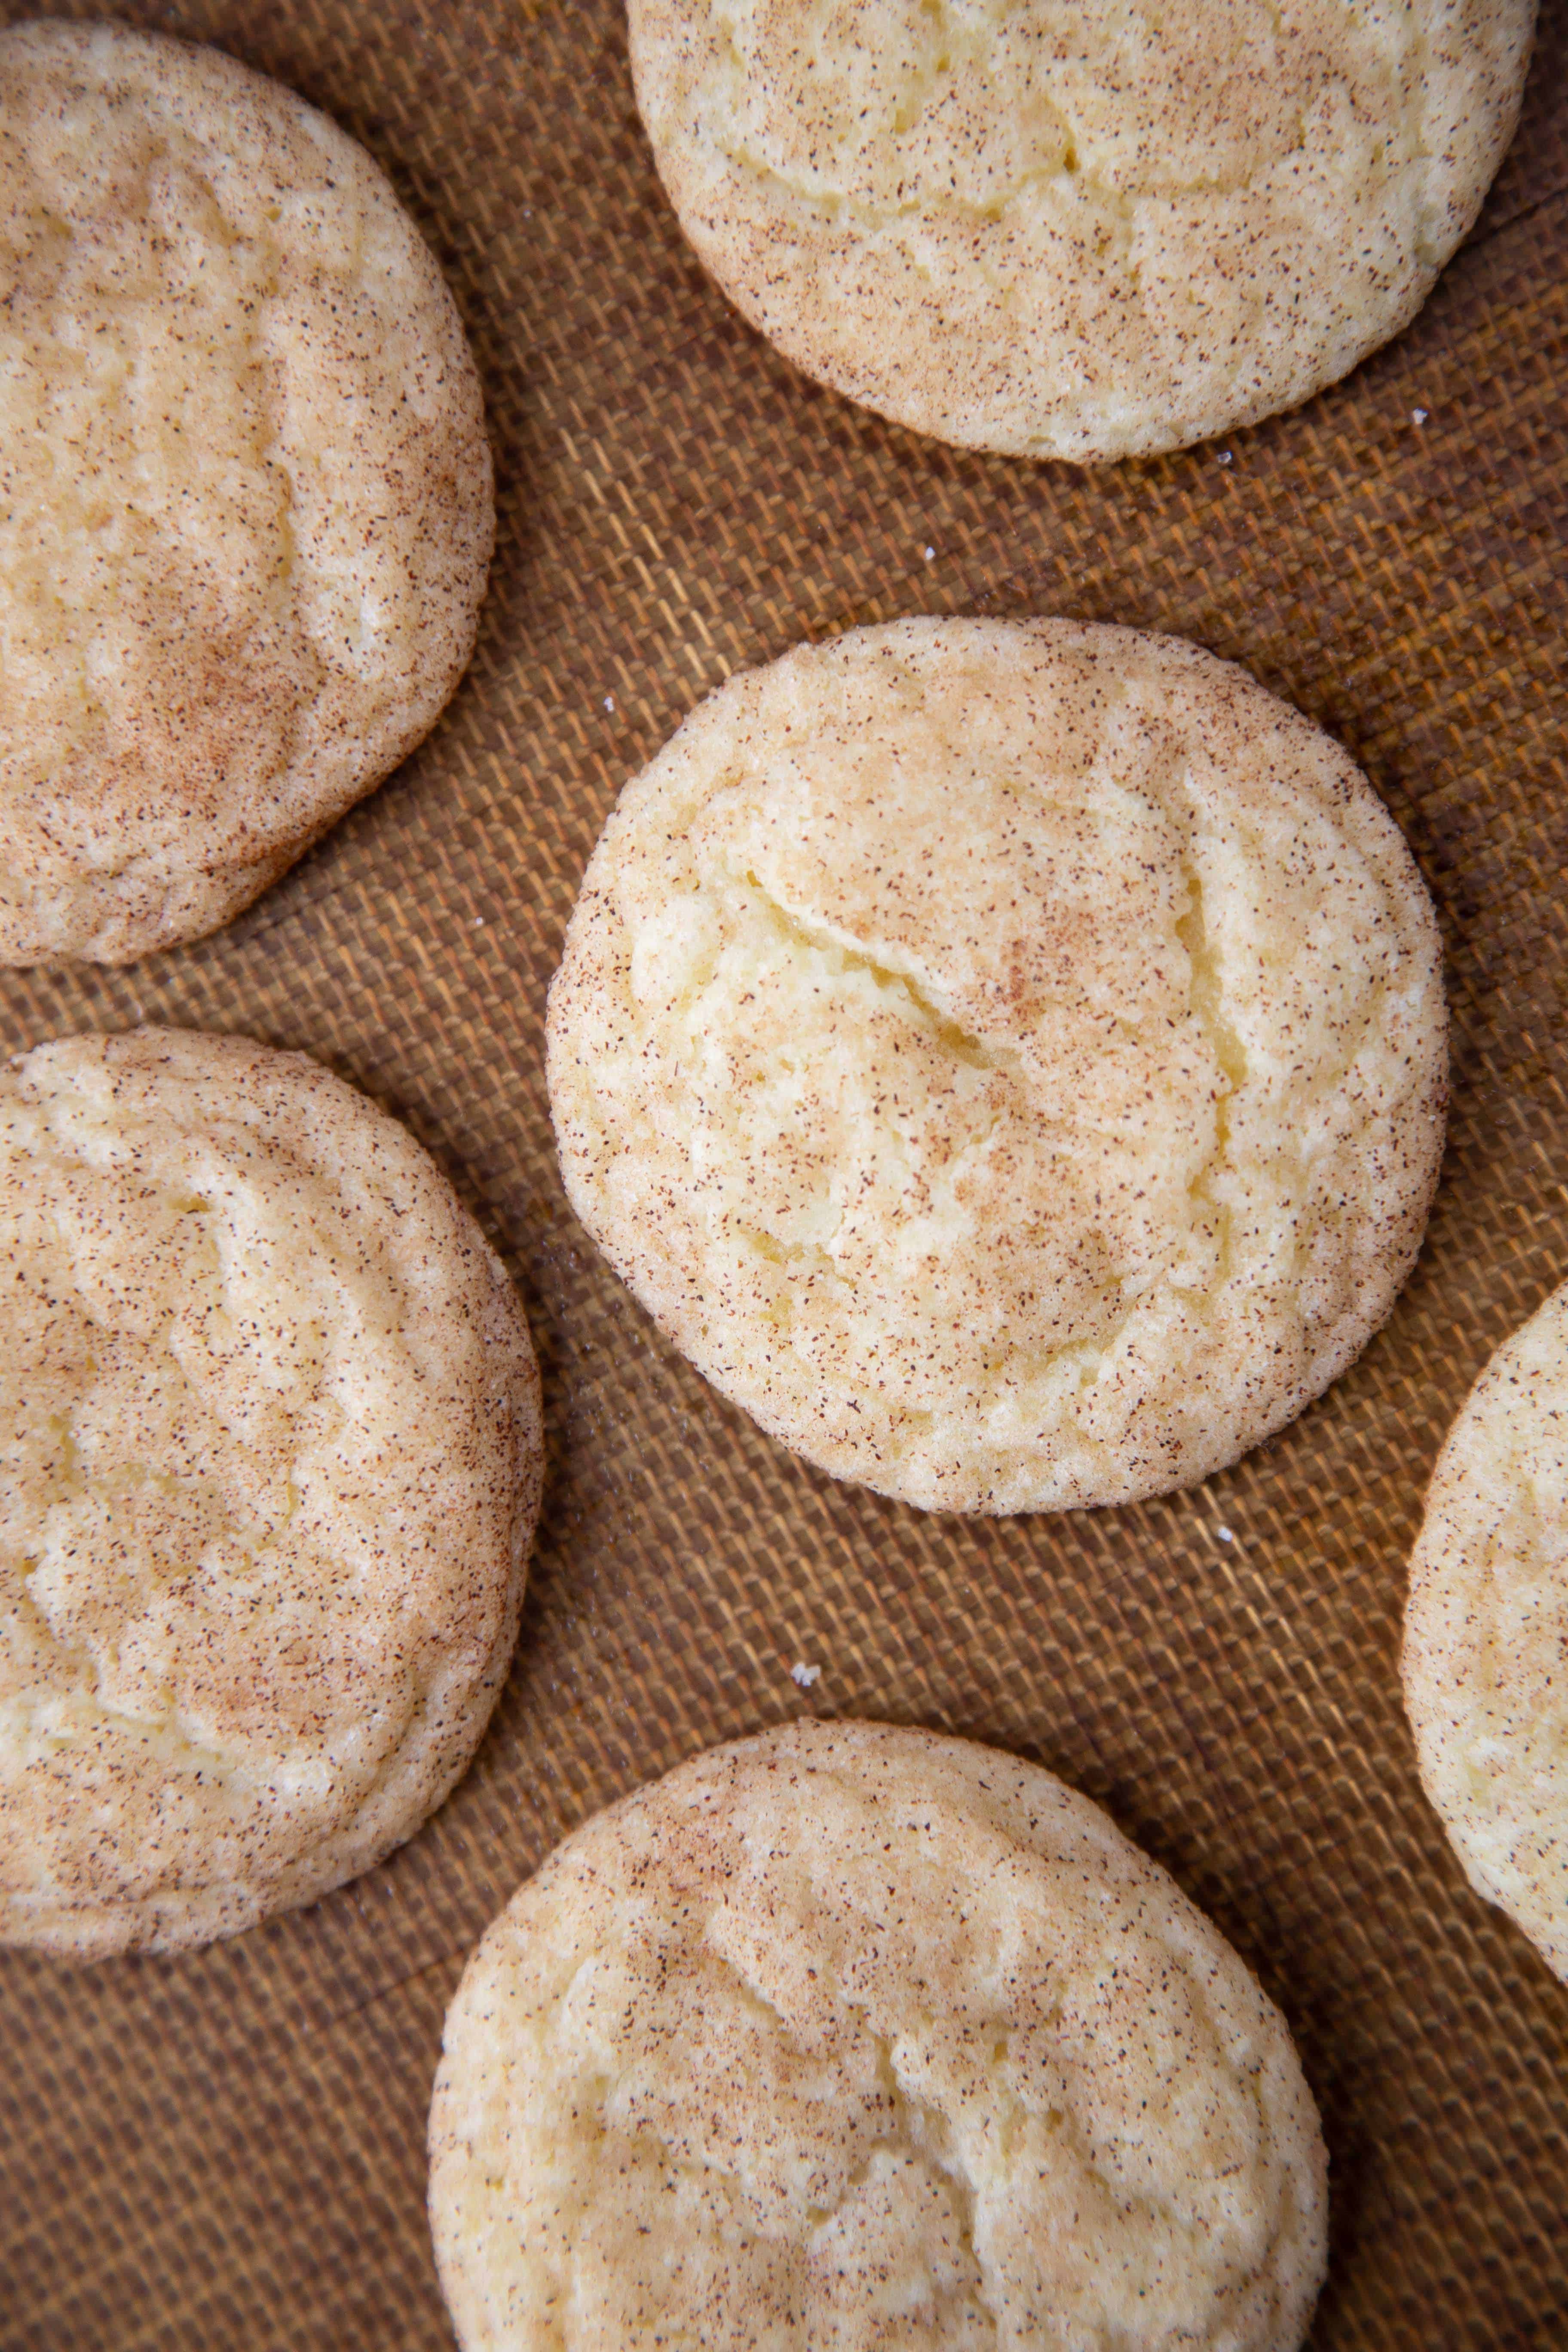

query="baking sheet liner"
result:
[1,2,1566,2343]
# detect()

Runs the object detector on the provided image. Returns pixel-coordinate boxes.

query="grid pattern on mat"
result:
[0,2,1565,2346]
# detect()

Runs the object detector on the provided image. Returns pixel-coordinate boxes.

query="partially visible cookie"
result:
[0,1027,542,1958]
[0,21,494,965]
[628,0,1534,461]
[546,616,1447,1513]
[1403,1280,1568,1981]
[429,1718,1328,2351]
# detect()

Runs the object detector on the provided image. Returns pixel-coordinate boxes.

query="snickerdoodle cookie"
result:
[430,1719,1328,2350]
[547,617,1446,1512]
[0,21,493,964]
[628,0,1534,459]
[0,1026,541,1956]
[1404,1278,1568,1981]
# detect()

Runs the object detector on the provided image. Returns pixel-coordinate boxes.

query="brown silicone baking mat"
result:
[1,2,1566,2344]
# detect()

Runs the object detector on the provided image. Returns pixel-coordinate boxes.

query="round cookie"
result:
[546,616,1446,1513]
[0,1026,542,1958]
[628,0,1534,462]
[429,1719,1329,2351]
[1403,1280,1568,1981]
[0,21,494,966]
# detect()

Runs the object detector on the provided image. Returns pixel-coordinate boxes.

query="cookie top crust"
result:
[547,617,1446,1513]
[0,1026,542,1957]
[429,1719,1328,2351]
[0,21,494,964]
[628,0,1534,459]
[1404,1280,1568,1981]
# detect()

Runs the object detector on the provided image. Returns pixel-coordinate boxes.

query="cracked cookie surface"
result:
[0,1026,542,1957]
[628,0,1534,459]
[1403,1280,1568,1981]
[0,21,493,965]
[546,617,1446,1513]
[429,1719,1328,2351]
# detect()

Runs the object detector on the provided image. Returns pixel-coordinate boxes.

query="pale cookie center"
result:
[646,850,1234,1423]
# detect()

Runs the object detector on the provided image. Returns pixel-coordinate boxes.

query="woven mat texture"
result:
[1,2,1566,2345]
